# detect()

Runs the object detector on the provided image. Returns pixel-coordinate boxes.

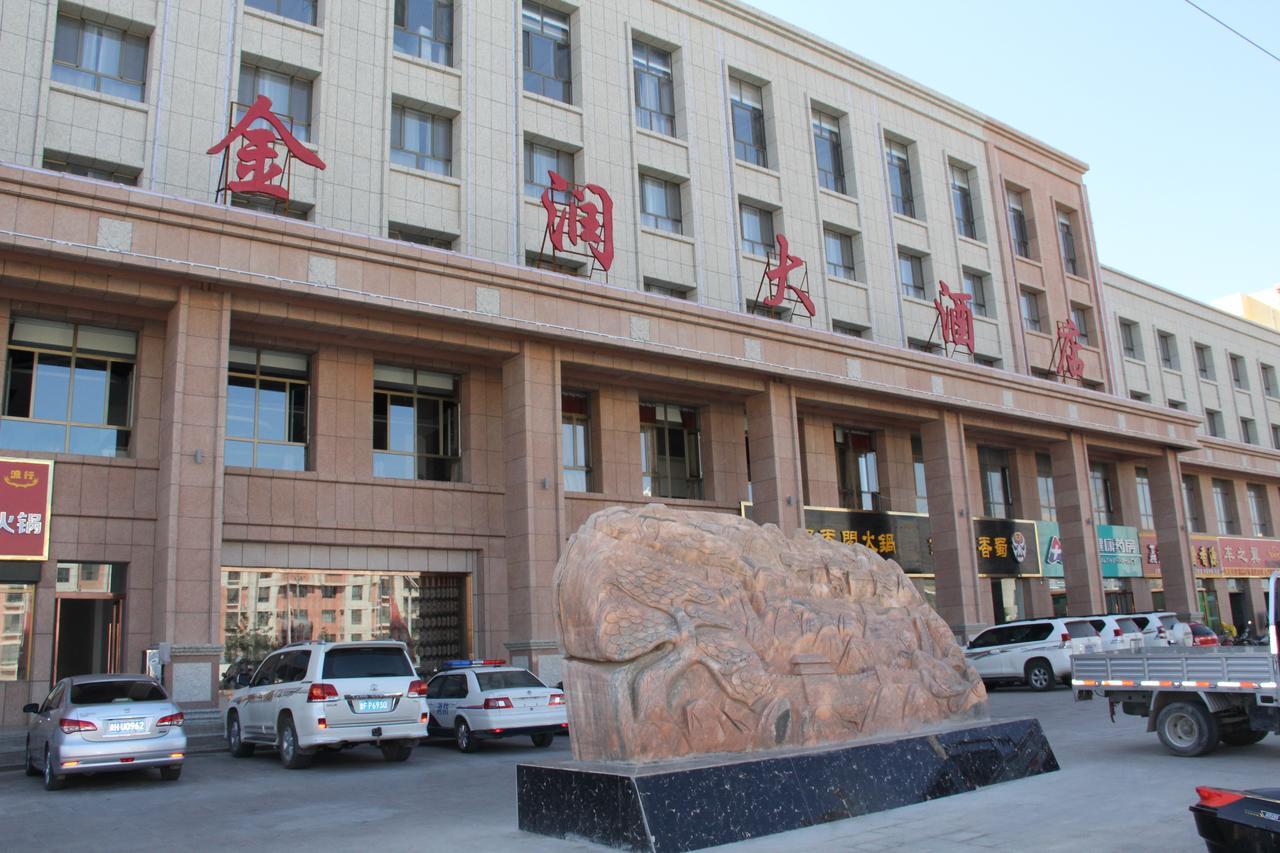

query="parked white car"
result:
[225,640,428,769]
[964,617,1103,691]
[1083,615,1146,652]
[1129,611,1193,647]
[424,660,567,752]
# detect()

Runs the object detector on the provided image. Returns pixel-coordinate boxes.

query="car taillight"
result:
[59,718,97,734]
[157,712,184,728]
[483,697,513,710]
[407,680,427,697]
[308,683,339,702]
[1059,632,1071,647]
[1113,628,1123,638]
[1196,786,1245,809]
[549,693,566,706]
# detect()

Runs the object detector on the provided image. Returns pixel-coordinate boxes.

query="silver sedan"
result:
[23,674,187,791]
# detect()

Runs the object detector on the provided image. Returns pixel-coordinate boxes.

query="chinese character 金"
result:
[540,171,615,271]
[1055,318,1085,380]
[207,95,327,201]
[933,279,975,353]
[761,234,815,317]
[977,536,993,558]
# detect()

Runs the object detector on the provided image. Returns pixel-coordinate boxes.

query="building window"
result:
[1088,462,1115,526]
[1182,474,1204,533]
[1020,288,1043,333]
[1246,484,1273,537]
[1204,409,1224,438]
[1070,306,1091,346]
[898,251,925,300]
[1036,453,1056,522]
[1157,331,1179,370]
[908,339,938,354]
[522,2,571,103]
[246,0,317,25]
[961,270,989,318]
[0,583,34,682]
[911,435,928,514]
[1006,187,1031,258]
[388,223,453,249]
[979,446,1012,519]
[1118,319,1141,360]
[524,141,573,200]
[42,152,138,186]
[835,428,880,511]
[1057,208,1079,276]
[886,139,915,218]
[1,318,136,457]
[562,392,591,492]
[1212,479,1241,536]
[390,104,452,175]
[1229,353,1248,390]
[833,321,867,339]
[644,279,691,300]
[1194,343,1214,380]
[238,64,312,142]
[729,78,767,167]
[640,175,682,234]
[812,111,845,194]
[1130,391,1150,403]
[1241,418,1258,445]
[1262,363,1278,398]
[230,193,311,219]
[633,41,675,136]
[950,163,976,239]
[372,365,460,481]
[1273,424,1280,450]
[974,355,1002,369]
[394,0,453,66]
[1168,399,1186,411]
[1135,467,1155,529]
[640,402,702,500]
[225,347,309,471]
[52,15,147,102]
[824,230,856,280]
[739,203,774,257]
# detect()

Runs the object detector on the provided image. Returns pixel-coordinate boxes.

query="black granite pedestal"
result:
[517,717,1057,852]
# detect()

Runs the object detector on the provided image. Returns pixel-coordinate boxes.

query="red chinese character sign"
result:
[930,279,974,356]
[1051,318,1085,381]
[0,458,52,560]
[752,234,815,321]
[208,95,326,207]
[539,171,614,278]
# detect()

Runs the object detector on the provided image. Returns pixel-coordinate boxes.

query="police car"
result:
[424,660,567,752]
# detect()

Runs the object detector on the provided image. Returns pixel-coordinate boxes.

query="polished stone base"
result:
[517,717,1058,852]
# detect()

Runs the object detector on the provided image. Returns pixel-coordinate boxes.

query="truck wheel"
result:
[1221,726,1267,747]
[1024,659,1055,692]
[1156,701,1221,757]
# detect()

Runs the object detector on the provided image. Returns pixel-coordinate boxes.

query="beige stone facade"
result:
[0,0,1272,724]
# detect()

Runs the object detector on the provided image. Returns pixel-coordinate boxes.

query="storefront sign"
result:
[540,171,615,272]
[803,507,932,573]
[1097,524,1141,578]
[760,234,815,317]
[1037,521,1064,578]
[1211,536,1280,577]
[1190,535,1221,577]
[1053,318,1084,380]
[207,95,327,203]
[0,458,53,561]
[932,279,975,356]
[972,517,1041,577]
[1139,530,1162,578]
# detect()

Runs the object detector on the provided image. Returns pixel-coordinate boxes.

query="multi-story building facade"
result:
[0,0,1269,724]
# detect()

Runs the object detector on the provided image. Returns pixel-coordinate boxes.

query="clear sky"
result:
[747,0,1280,305]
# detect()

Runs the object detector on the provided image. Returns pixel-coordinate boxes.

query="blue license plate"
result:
[356,699,391,714]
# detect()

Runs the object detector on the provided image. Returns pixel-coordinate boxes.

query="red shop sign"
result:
[0,458,53,560]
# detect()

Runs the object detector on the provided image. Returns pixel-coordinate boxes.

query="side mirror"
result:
[22,703,38,714]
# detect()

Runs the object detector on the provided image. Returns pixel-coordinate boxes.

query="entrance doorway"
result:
[53,563,127,682]
[1229,591,1248,632]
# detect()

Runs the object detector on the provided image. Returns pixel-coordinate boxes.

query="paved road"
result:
[0,689,1272,851]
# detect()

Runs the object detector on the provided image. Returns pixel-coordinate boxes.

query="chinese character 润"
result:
[877,533,896,553]
[760,234,815,317]
[819,528,837,541]
[207,95,327,201]
[1055,318,1085,379]
[540,171,615,271]
[933,280,975,353]
[977,536,993,559]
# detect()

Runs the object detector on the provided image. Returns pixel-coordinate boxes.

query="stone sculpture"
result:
[554,504,986,762]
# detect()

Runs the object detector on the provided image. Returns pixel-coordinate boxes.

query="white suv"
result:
[1129,612,1192,647]
[424,660,567,752]
[225,640,428,769]
[1084,615,1146,652]
[964,617,1103,691]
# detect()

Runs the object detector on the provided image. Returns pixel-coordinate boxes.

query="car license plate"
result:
[356,698,391,714]
[106,718,148,736]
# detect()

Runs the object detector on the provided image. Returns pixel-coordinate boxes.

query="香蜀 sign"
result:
[0,458,52,560]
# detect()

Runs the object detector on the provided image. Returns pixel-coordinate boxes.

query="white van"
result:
[964,617,1103,691]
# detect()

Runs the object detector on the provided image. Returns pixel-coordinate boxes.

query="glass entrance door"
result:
[52,563,126,682]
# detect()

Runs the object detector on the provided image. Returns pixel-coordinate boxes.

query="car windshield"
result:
[476,670,545,691]
[71,680,166,705]
[321,647,413,679]
[1065,620,1098,638]
[1190,623,1215,637]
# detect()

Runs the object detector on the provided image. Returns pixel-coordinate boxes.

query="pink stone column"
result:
[1011,447,1054,618]
[502,342,564,678]
[745,381,804,533]
[152,287,230,708]
[1049,433,1104,615]
[879,429,917,513]
[799,414,839,508]
[921,412,990,637]
[703,401,749,506]
[1146,450,1200,619]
